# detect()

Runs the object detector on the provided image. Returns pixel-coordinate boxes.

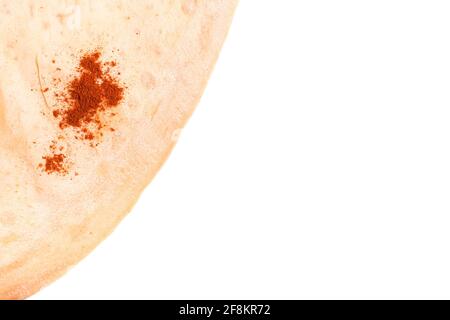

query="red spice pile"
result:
[39,51,124,175]
[38,139,68,175]
[55,51,124,136]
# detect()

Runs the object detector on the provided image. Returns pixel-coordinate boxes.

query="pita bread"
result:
[0,0,238,299]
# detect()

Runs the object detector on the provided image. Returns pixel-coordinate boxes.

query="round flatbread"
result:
[0,0,238,299]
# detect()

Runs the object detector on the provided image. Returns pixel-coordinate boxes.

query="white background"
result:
[34,0,450,299]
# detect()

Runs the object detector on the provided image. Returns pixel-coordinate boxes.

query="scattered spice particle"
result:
[105,61,117,67]
[53,51,124,132]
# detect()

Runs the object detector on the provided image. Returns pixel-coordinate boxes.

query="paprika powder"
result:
[40,50,124,175]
